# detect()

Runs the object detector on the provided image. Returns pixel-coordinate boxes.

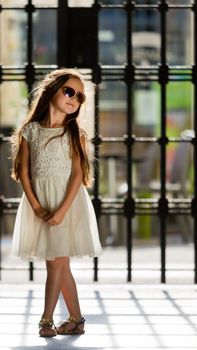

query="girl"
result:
[10,68,102,337]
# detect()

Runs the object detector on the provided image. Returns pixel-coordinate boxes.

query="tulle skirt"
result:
[11,175,102,261]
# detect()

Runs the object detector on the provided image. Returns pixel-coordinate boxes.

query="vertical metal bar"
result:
[159,0,168,284]
[92,1,101,282]
[26,0,35,282]
[0,195,2,280]
[57,0,68,67]
[125,0,134,282]
[192,1,197,283]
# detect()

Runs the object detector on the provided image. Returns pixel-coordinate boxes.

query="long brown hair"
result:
[11,68,91,186]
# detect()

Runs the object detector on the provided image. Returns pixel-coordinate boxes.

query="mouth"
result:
[66,102,74,108]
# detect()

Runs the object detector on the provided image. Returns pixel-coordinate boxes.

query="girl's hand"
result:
[33,206,51,220]
[45,208,66,226]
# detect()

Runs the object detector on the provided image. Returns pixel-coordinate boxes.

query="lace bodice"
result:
[21,121,72,179]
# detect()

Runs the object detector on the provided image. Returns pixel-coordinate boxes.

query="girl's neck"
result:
[41,114,66,128]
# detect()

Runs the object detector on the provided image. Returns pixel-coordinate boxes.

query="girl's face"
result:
[50,77,85,115]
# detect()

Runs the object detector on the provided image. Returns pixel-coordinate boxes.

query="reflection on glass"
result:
[168,0,192,4]
[133,82,160,137]
[0,141,22,198]
[0,0,26,6]
[132,142,160,197]
[166,214,193,284]
[99,143,126,198]
[99,9,126,65]
[68,0,93,6]
[132,10,160,65]
[99,214,126,246]
[33,10,57,64]
[0,10,27,65]
[0,81,28,127]
[135,0,158,3]
[33,0,57,6]
[100,0,126,4]
[167,82,193,137]
[167,9,193,65]
[166,142,193,198]
[99,81,127,137]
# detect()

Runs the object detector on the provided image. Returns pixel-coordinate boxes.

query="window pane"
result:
[133,82,160,137]
[0,141,22,197]
[132,10,160,65]
[133,219,160,283]
[135,0,158,3]
[167,82,193,138]
[168,0,192,4]
[166,216,193,284]
[167,9,193,65]
[132,142,160,198]
[99,0,126,3]
[99,9,126,65]
[0,81,28,127]
[100,143,126,198]
[99,81,127,137]
[33,0,57,6]
[0,0,26,6]
[0,10,27,65]
[166,142,193,199]
[33,10,57,64]
[68,0,93,6]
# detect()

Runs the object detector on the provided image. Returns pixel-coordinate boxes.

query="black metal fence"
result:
[0,0,197,283]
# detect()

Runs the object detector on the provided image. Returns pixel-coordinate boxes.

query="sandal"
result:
[57,316,85,335]
[39,317,57,337]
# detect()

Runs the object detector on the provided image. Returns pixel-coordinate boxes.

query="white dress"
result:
[11,121,102,261]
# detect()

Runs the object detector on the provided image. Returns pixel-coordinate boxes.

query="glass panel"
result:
[133,215,160,283]
[99,214,126,247]
[133,82,160,137]
[0,141,22,197]
[33,0,57,6]
[0,0,26,6]
[0,10,27,65]
[99,9,126,65]
[132,10,160,65]
[99,143,127,198]
[99,0,125,3]
[99,81,127,136]
[166,82,193,138]
[167,9,193,65]
[132,142,160,197]
[33,10,57,64]
[0,81,28,127]
[166,142,193,198]
[168,0,192,4]
[68,0,94,6]
[135,0,158,3]
[166,216,194,284]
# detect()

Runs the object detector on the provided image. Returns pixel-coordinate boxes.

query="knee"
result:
[46,257,66,272]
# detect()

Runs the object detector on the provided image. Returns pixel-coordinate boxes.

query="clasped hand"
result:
[33,206,65,226]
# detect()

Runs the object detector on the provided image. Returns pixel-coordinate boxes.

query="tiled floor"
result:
[1,283,197,350]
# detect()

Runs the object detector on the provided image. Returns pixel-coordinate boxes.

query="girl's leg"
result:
[39,257,65,336]
[59,257,84,332]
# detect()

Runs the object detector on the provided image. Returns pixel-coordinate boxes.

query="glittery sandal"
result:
[39,317,57,337]
[57,316,85,335]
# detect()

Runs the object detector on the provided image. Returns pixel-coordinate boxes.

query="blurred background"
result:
[0,0,196,284]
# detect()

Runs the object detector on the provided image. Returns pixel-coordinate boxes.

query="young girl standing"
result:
[11,68,102,337]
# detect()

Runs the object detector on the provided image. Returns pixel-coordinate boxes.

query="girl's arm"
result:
[20,137,50,219]
[46,135,85,226]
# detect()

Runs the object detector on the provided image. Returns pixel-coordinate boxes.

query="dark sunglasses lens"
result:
[77,93,85,104]
[64,87,75,98]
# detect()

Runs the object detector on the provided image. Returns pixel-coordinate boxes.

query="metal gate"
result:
[0,0,196,283]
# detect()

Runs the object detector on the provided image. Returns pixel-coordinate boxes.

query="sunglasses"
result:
[62,86,86,104]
